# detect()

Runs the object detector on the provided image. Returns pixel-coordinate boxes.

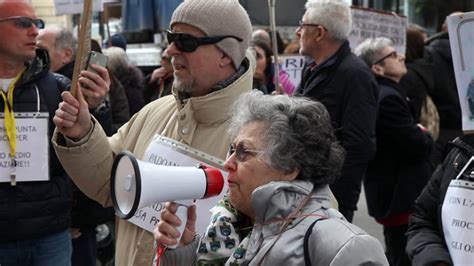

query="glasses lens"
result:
[34,19,45,29]
[166,31,175,44]
[175,34,198,53]
[166,31,199,53]
[14,17,32,28]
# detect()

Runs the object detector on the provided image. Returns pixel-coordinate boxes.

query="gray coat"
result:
[161,181,388,265]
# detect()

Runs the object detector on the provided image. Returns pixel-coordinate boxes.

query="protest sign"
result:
[278,55,306,90]
[349,7,407,54]
[447,12,474,132]
[54,0,103,15]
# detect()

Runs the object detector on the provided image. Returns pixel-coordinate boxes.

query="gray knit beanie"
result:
[170,0,252,69]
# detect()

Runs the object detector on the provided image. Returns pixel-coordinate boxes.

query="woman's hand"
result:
[154,202,197,248]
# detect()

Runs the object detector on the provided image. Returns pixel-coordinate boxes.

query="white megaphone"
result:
[110,151,224,248]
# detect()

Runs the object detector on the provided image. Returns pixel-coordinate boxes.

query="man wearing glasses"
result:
[295,0,378,223]
[355,37,433,266]
[0,1,71,265]
[52,0,253,265]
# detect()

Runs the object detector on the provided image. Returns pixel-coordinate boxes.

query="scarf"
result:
[196,196,252,265]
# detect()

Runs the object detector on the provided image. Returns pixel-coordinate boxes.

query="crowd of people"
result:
[0,0,472,265]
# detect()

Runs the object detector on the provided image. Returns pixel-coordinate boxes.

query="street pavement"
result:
[353,186,385,248]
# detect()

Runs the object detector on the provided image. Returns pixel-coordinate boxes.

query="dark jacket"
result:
[296,41,378,215]
[425,32,463,162]
[399,58,435,122]
[0,49,72,241]
[406,135,474,266]
[365,77,433,220]
[115,65,145,116]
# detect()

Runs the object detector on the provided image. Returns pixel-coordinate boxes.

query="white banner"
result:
[447,11,474,132]
[53,0,104,15]
[125,135,227,234]
[349,7,407,54]
[0,113,50,183]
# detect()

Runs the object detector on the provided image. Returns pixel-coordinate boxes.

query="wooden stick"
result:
[70,0,93,97]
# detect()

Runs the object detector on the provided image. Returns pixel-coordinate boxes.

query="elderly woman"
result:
[155,91,388,265]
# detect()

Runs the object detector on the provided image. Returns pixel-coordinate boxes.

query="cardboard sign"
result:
[53,0,103,15]
[125,135,227,234]
[447,12,474,132]
[349,7,407,54]
[278,55,306,89]
[0,113,50,183]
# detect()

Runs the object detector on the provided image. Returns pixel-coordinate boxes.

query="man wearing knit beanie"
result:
[51,0,254,265]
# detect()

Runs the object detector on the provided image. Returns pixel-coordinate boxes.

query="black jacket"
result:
[296,41,378,213]
[406,135,474,266]
[365,77,433,219]
[425,32,463,163]
[0,49,72,241]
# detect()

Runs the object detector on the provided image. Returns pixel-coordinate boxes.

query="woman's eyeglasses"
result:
[0,16,45,29]
[373,51,398,65]
[166,30,242,53]
[228,143,264,162]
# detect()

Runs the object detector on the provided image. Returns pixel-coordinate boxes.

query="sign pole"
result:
[70,0,93,97]
[268,0,280,93]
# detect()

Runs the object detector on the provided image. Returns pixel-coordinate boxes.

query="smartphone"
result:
[86,51,108,74]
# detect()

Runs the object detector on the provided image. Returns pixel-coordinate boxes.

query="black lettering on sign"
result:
[150,216,160,226]
[134,209,147,221]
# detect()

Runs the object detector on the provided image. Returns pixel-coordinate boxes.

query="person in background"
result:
[0,1,109,265]
[143,49,174,103]
[424,12,464,166]
[356,37,433,266]
[400,25,440,143]
[296,0,378,222]
[51,0,254,264]
[36,27,116,266]
[251,39,295,95]
[406,134,474,265]
[104,46,145,116]
[155,91,388,265]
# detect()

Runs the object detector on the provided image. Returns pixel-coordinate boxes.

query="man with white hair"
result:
[37,26,76,74]
[295,0,378,222]
[51,0,254,265]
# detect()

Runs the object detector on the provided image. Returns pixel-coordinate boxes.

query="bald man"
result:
[0,1,110,265]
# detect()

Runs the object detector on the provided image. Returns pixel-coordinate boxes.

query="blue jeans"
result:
[0,229,72,266]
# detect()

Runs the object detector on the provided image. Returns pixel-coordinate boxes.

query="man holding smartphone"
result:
[52,0,253,265]
[0,1,107,265]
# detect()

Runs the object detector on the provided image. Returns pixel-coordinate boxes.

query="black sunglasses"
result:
[166,30,242,53]
[373,51,398,65]
[0,16,45,29]
[228,143,263,162]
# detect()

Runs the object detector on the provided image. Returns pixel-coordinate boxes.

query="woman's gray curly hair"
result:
[228,90,345,186]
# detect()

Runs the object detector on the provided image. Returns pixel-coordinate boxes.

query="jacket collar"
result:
[16,48,50,88]
[300,41,351,95]
[251,180,332,225]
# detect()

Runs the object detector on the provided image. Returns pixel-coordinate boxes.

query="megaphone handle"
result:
[167,199,193,249]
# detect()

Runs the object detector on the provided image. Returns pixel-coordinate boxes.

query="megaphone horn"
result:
[110,151,224,220]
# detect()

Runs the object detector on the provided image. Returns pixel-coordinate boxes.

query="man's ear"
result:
[371,64,384,76]
[62,47,74,64]
[219,53,233,68]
